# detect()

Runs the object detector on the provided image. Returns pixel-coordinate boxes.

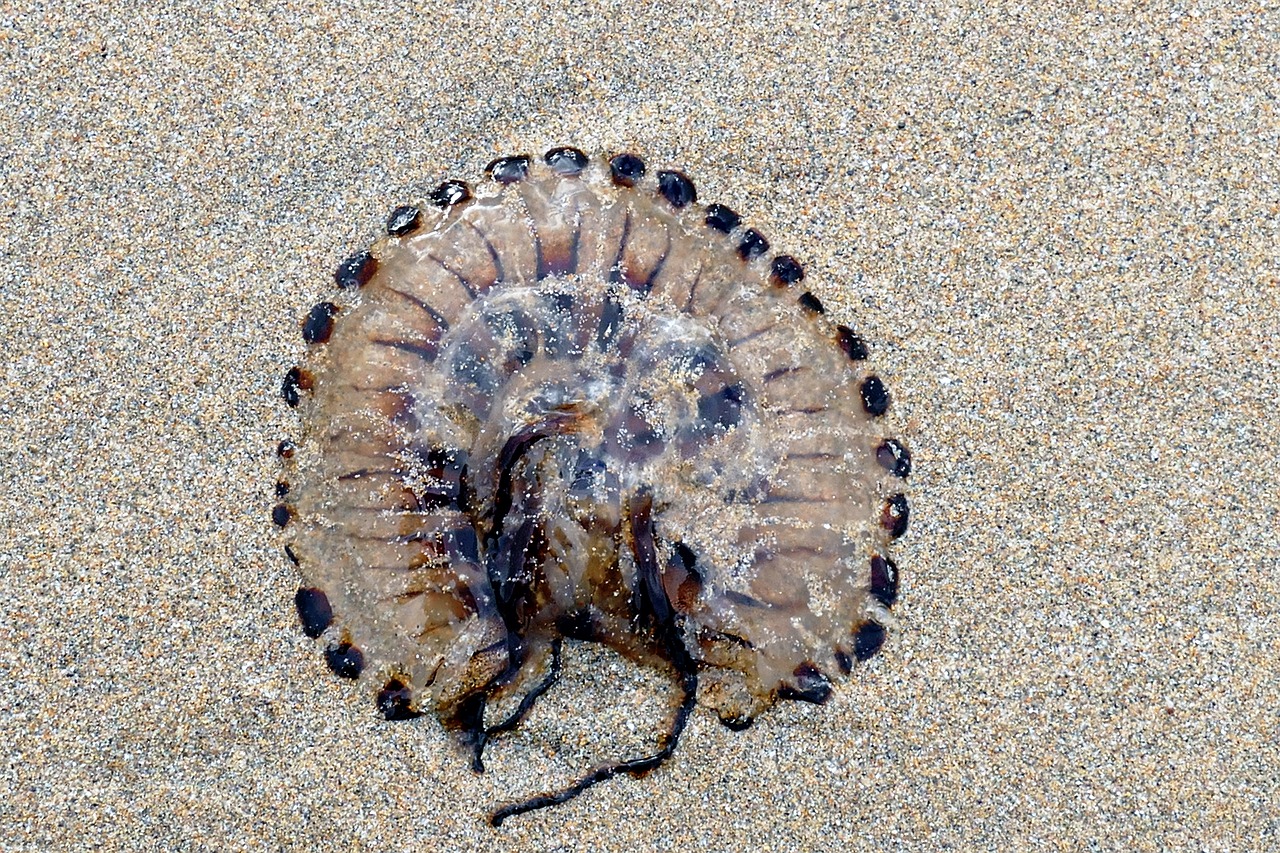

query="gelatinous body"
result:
[277,149,910,823]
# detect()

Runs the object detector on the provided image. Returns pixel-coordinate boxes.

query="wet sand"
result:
[3,2,1277,850]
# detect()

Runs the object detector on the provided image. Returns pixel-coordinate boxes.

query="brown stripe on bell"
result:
[369,336,439,364]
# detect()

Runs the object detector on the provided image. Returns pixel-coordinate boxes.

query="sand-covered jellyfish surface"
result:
[273,148,911,825]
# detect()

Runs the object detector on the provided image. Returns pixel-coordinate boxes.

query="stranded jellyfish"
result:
[275,148,910,824]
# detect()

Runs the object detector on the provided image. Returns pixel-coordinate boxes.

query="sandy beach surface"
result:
[3,2,1277,850]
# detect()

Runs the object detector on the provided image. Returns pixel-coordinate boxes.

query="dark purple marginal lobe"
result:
[882,494,910,539]
[377,678,423,721]
[778,663,832,704]
[609,152,646,187]
[704,203,741,233]
[335,250,377,289]
[280,367,307,407]
[295,587,334,638]
[854,622,886,661]
[657,170,697,208]
[487,155,531,185]
[545,146,589,175]
[798,292,825,314]
[860,375,890,415]
[836,325,869,361]
[769,255,804,287]
[868,555,899,607]
[876,439,912,478]
[325,642,364,679]
[302,302,338,344]
[737,228,770,261]
[428,180,472,208]
[386,205,422,236]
